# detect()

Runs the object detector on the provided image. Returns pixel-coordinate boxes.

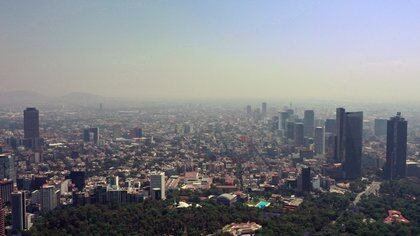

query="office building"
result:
[0,180,13,204]
[303,110,315,138]
[11,191,26,231]
[40,185,58,212]
[246,105,252,115]
[150,172,165,200]
[133,127,143,138]
[314,127,325,155]
[279,111,290,131]
[374,119,388,136]
[286,121,295,140]
[294,123,304,147]
[301,167,311,192]
[384,113,407,180]
[325,119,336,134]
[325,133,335,160]
[23,108,40,149]
[343,111,363,180]
[0,198,4,236]
[334,108,346,163]
[0,154,15,182]
[261,102,267,116]
[83,127,99,145]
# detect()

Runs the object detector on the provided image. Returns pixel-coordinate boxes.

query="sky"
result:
[1,0,420,102]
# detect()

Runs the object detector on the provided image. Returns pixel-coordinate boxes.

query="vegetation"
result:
[28,178,420,236]
[322,178,420,235]
[29,193,351,236]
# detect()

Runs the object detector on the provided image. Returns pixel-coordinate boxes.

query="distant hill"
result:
[0,90,50,106]
[0,90,111,107]
[57,92,106,106]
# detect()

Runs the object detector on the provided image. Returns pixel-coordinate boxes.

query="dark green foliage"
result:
[28,179,420,235]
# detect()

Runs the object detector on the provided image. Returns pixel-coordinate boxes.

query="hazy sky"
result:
[1,1,420,102]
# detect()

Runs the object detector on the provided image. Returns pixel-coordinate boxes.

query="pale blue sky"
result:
[1,1,420,101]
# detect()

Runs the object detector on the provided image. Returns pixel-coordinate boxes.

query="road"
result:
[353,181,381,205]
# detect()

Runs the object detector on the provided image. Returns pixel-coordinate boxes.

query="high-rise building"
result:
[150,172,166,200]
[23,108,40,149]
[325,119,336,134]
[325,132,335,160]
[0,180,13,204]
[294,123,304,147]
[0,198,4,236]
[374,119,388,136]
[279,111,290,131]
[314,127,325,155]
[301,167,311,192]
[246,105,252,116]
[334,108,346,163]
[69,171,86,191]
[11,191,26,231]
[0,153,15,182]
[133,127,143,138]
[384,113,407,180]
[83,127,99,145]
[261,102,267,116]
[303,110,315,138]
[286,121,295,140]
[343,112,363,180]
[40,185,58,212]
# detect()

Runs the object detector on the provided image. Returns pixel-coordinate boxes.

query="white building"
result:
[150,172,166,200]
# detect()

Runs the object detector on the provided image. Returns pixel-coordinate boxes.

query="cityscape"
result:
[1,1,420,236]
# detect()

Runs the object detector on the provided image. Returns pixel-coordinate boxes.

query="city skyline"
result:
[1,1,420,102]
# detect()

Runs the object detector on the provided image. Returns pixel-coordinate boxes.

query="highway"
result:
[353,181,381,205]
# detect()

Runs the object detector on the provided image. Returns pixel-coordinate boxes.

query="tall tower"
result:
[303,110,315,138]
[11,191,26,231]
[343,112,363,180]
[294,123,304,147]
[150,172,166,200]
[314,127,325,155]
[384,113,407,180]
[261,102,267,117]
[301,167,311,192]
[279,112,290,131]
[40,185,57,212]
[23,108,40,149]
[334,108,346,162]
[0,197,4,236]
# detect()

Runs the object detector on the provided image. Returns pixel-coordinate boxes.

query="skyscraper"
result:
[301,167,311,192]
[40,185,58,212]
[150,172,166,200]
[279,111,290,131]
[314,127,325,155]
[334,108,346,163]
[0,198,4,236]
[261,102,267,116]
[246,105,252,116]
[286,121,295,140]
[83,127,99,145]
[384,113,407,180]
[343,112,363,180]
[0,154,15,182]
[294,123,304,147]
[303,110,315,138]
[325,119,336,134]
[11,191,26,232]
[23,108,40,149]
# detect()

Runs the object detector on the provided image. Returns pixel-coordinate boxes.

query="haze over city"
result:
[1,1,420,102]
